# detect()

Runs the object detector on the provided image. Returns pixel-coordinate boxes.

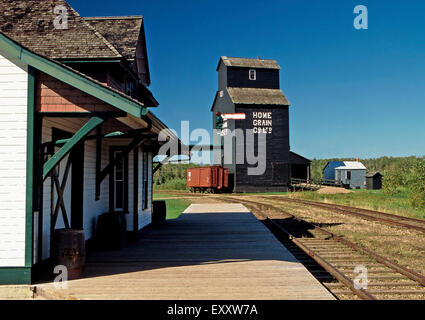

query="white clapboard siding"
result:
[0,53,28,267]
[82,137,110,239]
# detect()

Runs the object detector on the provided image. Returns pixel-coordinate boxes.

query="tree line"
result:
[310,156,425,208]
[153,163,199,190]
[310,156,422,181]
[154,156,425,208]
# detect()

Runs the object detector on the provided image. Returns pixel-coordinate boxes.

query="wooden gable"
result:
[36,72,117,113]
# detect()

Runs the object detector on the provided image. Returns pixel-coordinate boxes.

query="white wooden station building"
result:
[0,0,181,284]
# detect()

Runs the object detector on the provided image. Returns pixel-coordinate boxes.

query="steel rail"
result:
[287,198,425,223]
[224,196,425,298]
[241,197,425,287]
[276,197,425,233]
[264,217,376,300]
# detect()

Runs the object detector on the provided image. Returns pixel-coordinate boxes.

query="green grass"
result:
[240,192,289,196]
[290,189,425,220]
[153,193,185,199]
[163,198,191,220]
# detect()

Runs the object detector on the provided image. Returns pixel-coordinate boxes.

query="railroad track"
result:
[262,197,425,234]
[223,196,425,300]
[158,191,425,232]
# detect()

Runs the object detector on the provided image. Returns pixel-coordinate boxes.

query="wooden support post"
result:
[133,146,139,233]
[124,149,129,214]
[35,114,44,265]
[95,125,102,201]
[43,117,104,180]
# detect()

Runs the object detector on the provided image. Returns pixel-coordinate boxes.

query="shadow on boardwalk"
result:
[81,211,299,279]
[34,204,335,300]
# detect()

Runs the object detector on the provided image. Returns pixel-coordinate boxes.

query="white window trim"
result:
[249,69,256,80]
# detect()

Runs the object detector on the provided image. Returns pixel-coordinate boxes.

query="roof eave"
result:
[210,91,220,111]
[56,57,123,63]
[216,57,225,71]
[139,20,151,86]
[147,110,188,155]
[290,151,311,163]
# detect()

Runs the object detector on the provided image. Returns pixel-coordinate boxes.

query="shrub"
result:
[383,164,404,195]
[408,159,425,209]
[154,178,188,191]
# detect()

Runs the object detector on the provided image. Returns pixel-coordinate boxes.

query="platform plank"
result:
[37,203,334,300]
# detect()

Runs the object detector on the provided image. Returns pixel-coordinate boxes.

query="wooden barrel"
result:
[96,212,127,249]
[152,201,167,227]
[51,229,85,280]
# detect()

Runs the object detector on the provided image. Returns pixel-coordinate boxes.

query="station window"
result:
[249,69,256,80]
[111,149,128,212]
[114,151,124,209]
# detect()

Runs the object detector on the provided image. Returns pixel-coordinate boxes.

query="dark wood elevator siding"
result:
[234,105,290,192]
[227,67,280,89]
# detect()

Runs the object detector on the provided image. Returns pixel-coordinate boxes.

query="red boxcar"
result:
[187,166,228,193]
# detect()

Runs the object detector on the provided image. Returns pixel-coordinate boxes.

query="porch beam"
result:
[43,117,105,180]
[47,130,156,147]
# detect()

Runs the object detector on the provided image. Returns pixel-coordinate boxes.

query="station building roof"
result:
[85,16,144,60]
[0,0,182,151]
[0,0,122,59]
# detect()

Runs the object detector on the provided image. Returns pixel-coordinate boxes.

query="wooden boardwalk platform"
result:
[37,203,334,300]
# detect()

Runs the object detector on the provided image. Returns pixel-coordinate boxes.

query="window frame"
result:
[249,69,257,81]
[109,146,129,213]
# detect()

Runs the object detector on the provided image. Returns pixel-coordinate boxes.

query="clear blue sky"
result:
[69,0,425,159]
